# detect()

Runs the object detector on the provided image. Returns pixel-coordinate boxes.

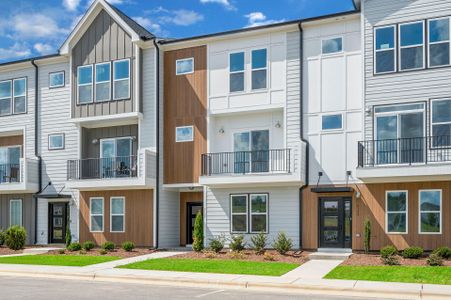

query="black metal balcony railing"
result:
[358,136,451,167]
[201,149,291,176]
[0,163,20,183]
[67,156,138,180]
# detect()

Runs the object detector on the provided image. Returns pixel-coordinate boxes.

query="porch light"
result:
[275,121,281,128]
[92,138,99,145]
[219,127,225,134]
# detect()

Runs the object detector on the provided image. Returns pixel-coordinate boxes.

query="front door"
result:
[49,203,67,244]
[319,197,352,248]
[187,203,202,245]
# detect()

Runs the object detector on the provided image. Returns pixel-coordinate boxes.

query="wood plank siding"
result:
[179,192,203,246]
[302,182,451,251]
[72,9,136,118]
[163,46,207,184]
[79,189,153,247]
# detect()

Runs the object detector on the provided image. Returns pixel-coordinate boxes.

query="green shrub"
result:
[209,235,225,253]
[0,229,6,246]
[5,226,26,250]
[58,249,65,255]
[65,226,71,247]
[432,247,451,259]
[122,241,135,252]
[427,253,443,266]
[67,242,82,252]
[99,249,108,255]
[192,211,204,252]
[82,241,95,251]
[251,232,267,254]
[79,250,87,255]
[101,241,115,251]
[402,246,423,259]
[229,235,246,252]
[273,232,292,255]
[381,255,400,265]
[380,245,398,258]
[363,218,371,254]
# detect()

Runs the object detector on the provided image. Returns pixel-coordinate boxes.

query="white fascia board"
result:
[199,174,304,188]
[66,178,155,191]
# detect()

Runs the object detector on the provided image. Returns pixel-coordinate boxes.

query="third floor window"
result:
[0,78,26,116]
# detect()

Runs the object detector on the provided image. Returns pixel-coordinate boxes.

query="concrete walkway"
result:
[282,259,343,279]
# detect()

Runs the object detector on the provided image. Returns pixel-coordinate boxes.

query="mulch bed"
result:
[47,247,156,259]
[342,253,451,266]
[0,247,23,256]
[173,250,310,264]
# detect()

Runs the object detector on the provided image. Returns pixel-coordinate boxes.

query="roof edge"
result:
[0,53,61,68]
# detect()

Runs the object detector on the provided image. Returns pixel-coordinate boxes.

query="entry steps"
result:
[308,248,352,260]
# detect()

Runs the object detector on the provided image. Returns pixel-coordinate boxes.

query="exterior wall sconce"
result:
[219,127,225,134]
[92,138,99,145]
[275,121,281,128]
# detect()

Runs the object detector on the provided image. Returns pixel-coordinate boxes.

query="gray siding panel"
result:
[0,194,35,245]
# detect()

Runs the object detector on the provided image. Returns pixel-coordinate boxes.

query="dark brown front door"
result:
[187,203,202,245]
[49,203,67,244]
[319,197,352,248]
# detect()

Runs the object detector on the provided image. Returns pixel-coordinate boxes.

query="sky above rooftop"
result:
[0,0,355,63]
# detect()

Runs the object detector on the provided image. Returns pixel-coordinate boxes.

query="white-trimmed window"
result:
[175,126,194,142]
[428,17,450,68]
[0,80,12,116]
[231,194,248,233]
[110,197,125,232]
[386,191,408,234]
[322,114,343,131]
[95,62,111,102]
[419,190,441,234]
[10,199,22,227]
[113,59,130,100]
[322,37,343,54]
[48,134,65,150]
[90,197,104,232]
[229,52,245,93]
[251,49,267,90]
[374,26,396,74]
[431,99,451,147]
[250,194,268,233]
[399,21,425,71]
[176,57,194,75]
[49,71,65,88]
[13,78,26,114]
[78,65,93,104]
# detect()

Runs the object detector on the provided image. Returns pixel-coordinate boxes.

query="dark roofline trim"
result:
[311,187,354,193]
[0,53,61,68]
[159,9,359,45]
[34,193,73,199]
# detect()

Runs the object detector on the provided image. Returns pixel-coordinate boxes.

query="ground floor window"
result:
[110,197,125,232]
[10,199,22,226]
[386,191,408,234]
[230,193,268,233]
[419,190,441,234]
[90,197,104,232]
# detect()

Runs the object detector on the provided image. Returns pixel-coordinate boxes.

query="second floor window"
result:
[431,99,451,147]
[322,37,343,54]
[0,78,27,116]
[78,65,93,104]
[399,21,425,71]
[95,63,111,102]
[251,49,267,90]
[322,114,343,131]
[230,52,245,92]
[428,18,450,67]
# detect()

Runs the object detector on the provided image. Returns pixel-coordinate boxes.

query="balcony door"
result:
[233,130,269,174]
[0,146,20,183]
[100,137,132,178]
[375,103,425,165]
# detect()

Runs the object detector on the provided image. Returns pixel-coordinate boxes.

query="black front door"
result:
[187,203,202,245]
[49,203,67,244]
[319,197,352,248]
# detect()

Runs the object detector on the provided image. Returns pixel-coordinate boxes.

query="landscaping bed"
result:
[0,246,23,256]
[342,253,451,267]
[47,247,156,259]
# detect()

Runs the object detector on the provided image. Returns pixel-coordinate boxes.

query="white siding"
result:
[140,47,156,149]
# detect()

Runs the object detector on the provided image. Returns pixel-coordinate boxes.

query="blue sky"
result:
[0,0,355,63]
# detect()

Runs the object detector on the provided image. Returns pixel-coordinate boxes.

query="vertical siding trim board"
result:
[153,39,160,248]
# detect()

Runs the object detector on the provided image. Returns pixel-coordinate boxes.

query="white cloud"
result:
[34,43,55,55]
[63,0,81,11]
[200,0,236,11]
[244,12,285,28]
[160,10,204,26]
[133,17,167,36]
[12,13,69,39]
[87,0,126,7]
[0,43,31,60]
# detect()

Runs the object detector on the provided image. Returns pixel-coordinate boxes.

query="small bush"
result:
[380,245,398,258]
[67,242,82,252]
[122,241,135,252]
[79,250,87,255]
[432,247,451,259]
[0,229,6,246]
[273,232,292,255]
[427,253,443,266]
[230,251,245,260]
[101,241,115,251]
[58,249,65,255]
[209,235,225,253]
[363,218,371,254]
[5,226,27,250]
[381,255,400,266]
[82,241,95,251]
[229,235,246,252]
[263,252,275,261]
[192,211,204,252]
[251,232,267,254]
[402,246,423,259]
[203,250,216,259]
[99,249,108,255]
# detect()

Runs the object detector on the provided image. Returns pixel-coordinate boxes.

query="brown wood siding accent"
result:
[81,125,138,159]
[302,182,451,251]
[0,135,23,156]
[72,9,135,118]
[163,46,207,184]
[179,192,203,246]
[0,194,35,244]
[79,189,153,247]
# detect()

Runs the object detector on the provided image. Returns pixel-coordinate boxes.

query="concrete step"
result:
[308,251,352,260]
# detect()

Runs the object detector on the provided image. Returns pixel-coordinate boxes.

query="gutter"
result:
[152,38,160,249]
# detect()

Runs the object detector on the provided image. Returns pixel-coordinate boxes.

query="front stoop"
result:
[308,249,352,260]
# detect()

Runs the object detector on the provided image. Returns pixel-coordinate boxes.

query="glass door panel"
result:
[251,130,269,172]
[233,132,250,173]
[376,116,398,164]
[100,140,115,178]
[0,148,7,183]
[400,112,424,163]
[116,138,132,177]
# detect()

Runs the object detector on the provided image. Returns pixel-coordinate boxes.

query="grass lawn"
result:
[0,255,119,267]
[325,266,451,285]
[118,258,299,276]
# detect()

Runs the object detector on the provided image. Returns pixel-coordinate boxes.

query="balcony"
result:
[356,136,451,183]
[0,159,39,193]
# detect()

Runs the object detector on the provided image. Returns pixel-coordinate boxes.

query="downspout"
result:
[31,59,42,245]
[153,38,160,249]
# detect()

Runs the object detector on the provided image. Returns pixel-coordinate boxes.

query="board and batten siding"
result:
[0,194,35,244]
[71,9,136,118]
[363,0,451,140]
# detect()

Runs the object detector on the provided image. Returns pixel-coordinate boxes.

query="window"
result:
[176,58,194,75]
[95,62,111,102]
[251,49,267,90]
[419,190,441,234]
[0,146,21,183]
[250,194,268,233]
[233,130,270,173]
[431,99,451,147]
[13,78,26,114]
[10,199,22,227]
[375,26,396,74]
[399,21,425,71]
[0,80,12,116]
[386,191,408,234]
[322,114,343,130]
[110,197,125,232]
[78,65,93,104]
[231,195,248,233]
[90,197,104,232]
[113,59,130,100]
[0,78,26,116]
[176,126,194,142]
[100,137,133,178]
[49,72,65,88]
[322,37,343,54]
[229,52,245,92]
[48,134,65,150]
[428,18,450,67]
